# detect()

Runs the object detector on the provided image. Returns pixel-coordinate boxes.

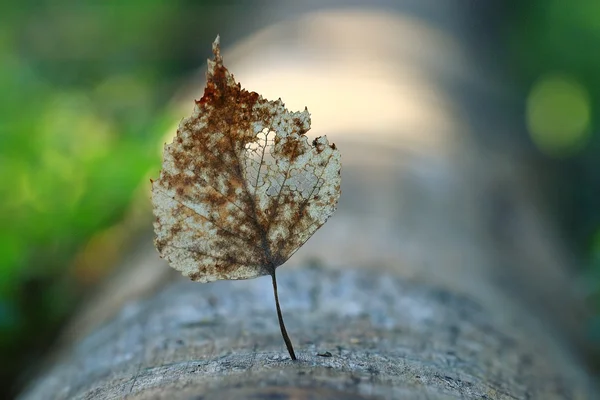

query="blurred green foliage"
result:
[508,0,600,338]
[0,0,236,395]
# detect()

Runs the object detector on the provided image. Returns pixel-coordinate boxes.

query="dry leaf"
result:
[151,36,341,359]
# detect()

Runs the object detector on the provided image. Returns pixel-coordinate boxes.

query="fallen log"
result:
[19,5,597,399]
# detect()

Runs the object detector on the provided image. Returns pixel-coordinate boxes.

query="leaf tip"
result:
[212,35,222,60]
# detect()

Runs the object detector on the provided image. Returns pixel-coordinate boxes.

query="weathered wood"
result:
[19,265,593,399]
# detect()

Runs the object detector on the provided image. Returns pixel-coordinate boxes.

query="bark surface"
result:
[20,265,593,399]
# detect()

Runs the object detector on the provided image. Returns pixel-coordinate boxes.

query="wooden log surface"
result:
[19,264,593,399]
[19,4,597,399]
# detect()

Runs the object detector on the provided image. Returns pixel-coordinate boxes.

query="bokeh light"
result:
[526,73,592,157]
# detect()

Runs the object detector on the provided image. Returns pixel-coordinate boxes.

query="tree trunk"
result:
[19,4,597,399]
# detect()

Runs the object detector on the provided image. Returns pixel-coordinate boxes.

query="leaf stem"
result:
[271,270,297,360]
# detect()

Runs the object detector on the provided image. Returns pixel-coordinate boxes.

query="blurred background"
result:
[1,0,599,398]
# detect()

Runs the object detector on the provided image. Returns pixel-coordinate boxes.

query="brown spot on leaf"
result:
[151,37,341,361]
[188,271,201,281]
[151,35,341,287]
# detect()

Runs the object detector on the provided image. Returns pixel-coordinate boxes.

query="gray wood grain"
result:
[19,265,593,399]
